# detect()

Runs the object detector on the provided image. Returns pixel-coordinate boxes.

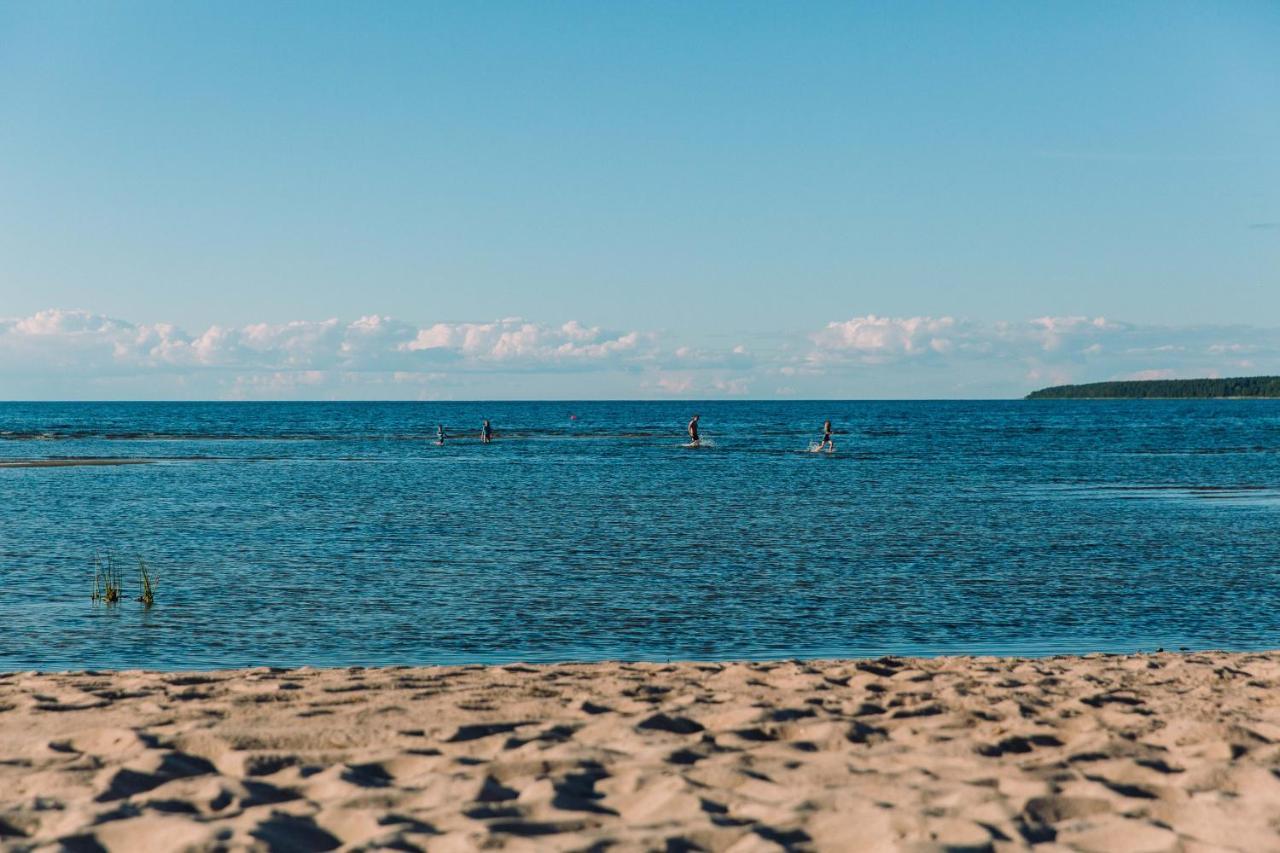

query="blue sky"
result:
[1,2,1277,399]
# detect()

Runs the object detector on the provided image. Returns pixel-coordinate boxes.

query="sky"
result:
[1,1,1278,399]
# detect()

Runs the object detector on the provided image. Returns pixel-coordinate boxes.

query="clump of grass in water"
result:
[90,554,123,604]
[137,556,156,607]
[90,552,158,606]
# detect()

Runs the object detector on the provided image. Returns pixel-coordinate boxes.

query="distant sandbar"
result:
[0,458,155,468]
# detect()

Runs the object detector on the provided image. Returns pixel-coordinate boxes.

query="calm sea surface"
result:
[2,401,1279,670]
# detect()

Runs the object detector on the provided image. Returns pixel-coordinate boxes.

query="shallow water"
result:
[2,400,1279,670]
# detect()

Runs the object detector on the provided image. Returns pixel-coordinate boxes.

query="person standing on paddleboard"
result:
[819,419,834,452]
[436,424,446,445]
[481,419,493,444]
[688,414,701,447]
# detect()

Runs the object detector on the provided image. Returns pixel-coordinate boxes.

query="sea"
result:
[2,400,1278,671]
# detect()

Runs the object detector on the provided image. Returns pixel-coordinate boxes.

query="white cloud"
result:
[713,377,750,395]
[3,308,1280,399]
[649,374,694,395]
[397,318,642,363]
[804,314,1280,393]
[0,310,672,399]
[1122,369,1179,381]
[811,315,957,356]
[1028,315,1117,351]
[559,320,597,342]
[0,310,647,373]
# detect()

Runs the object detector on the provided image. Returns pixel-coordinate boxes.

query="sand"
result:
[3,653,1280,852]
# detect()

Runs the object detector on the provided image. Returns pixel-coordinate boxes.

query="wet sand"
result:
[2,652,1280,851]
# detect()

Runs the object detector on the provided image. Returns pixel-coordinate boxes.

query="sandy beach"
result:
[2,653,1279,852]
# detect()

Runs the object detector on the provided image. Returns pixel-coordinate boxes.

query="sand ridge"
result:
[2,652,1280,851]
[0,458,154,468]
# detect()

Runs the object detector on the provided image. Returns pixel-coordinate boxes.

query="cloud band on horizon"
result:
[1,309,1277,400]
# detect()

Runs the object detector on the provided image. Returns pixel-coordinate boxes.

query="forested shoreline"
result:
[1027,376,1280,399]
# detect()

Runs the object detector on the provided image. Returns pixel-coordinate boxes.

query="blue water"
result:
[2,401,1279,670]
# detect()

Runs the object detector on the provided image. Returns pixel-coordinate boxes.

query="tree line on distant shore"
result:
[1026,376,1280,399]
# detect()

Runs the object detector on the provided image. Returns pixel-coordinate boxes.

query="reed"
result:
[137,556,156,606]
[91,554,123,604]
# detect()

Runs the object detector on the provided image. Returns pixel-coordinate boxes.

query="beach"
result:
[3,652,1279,851]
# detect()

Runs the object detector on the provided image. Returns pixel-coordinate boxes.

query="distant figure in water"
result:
[436,424,446,445]
[481,419,493,444]
[819,419,834,452]
[687,414,700,447]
